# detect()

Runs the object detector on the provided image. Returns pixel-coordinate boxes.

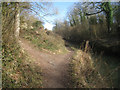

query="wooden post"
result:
[84,40,89,53]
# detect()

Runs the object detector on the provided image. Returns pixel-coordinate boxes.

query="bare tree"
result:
[14,2,20,40]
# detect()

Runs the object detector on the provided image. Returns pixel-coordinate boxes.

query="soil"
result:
[19,38,74,88]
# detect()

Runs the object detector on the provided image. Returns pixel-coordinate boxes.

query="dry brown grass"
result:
[70,50,109,88]
[21,28,68,54]
[70,42,120,88]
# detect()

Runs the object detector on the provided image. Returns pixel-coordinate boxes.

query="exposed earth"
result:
[19,38,74,88]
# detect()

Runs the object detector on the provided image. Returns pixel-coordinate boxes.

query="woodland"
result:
[1,1,120,88]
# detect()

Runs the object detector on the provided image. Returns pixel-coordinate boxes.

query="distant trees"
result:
[53,2,120,43]
[84,2,113,33]
[67,2,120,33]
[68,2,114,33]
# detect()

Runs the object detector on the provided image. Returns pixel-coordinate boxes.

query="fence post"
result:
[84,40,89,53]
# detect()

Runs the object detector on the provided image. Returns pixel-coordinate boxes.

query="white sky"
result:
[44,22,55,30]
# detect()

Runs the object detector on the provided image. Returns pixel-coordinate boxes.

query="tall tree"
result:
[67,3,88,26]
[113,2,120,26]
[15,2,20,40]
[84,2,113,33]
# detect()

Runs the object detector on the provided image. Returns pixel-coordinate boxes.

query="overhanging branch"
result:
[85,10,103,16]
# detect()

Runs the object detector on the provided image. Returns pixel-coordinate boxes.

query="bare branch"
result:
[85,10,103,16]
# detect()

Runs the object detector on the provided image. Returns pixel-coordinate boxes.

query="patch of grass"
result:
[69,49,120,88]
[21,29,68,54]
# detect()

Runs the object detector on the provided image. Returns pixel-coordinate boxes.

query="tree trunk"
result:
[107,22,111,33]
[15,2,20,40]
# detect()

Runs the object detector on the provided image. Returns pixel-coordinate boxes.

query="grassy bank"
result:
[21,28,68,54]
[69,49,120,88]
[2,42,42,88]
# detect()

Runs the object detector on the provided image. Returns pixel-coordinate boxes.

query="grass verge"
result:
[2,43,42,88]
[69,49,120,88]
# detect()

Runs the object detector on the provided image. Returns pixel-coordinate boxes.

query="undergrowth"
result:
[70,49,120,88]
[21,28,68,54]
[2,39,42,88]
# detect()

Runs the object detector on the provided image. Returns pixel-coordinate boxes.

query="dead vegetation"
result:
[69,41,120,88]
[2,46,43,88]
[20,28,68,54]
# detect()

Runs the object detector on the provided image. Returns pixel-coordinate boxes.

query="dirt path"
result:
[19,38,74,88]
